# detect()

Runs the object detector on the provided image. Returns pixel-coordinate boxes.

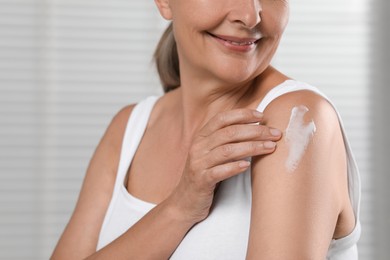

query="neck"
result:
[173,68,271,140]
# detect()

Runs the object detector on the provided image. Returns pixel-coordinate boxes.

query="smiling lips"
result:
[208,32,260,52]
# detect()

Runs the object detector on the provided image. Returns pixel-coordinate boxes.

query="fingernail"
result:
[239,161,251,168]
[270,128,282,137]
[264,141,276,149]
[253,110,263,118]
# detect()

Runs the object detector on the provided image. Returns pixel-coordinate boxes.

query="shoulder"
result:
[253,88,345,182]
[262,89,339,132]
[260,88,343,158]
[88,103,137,181]
[106,104,136,144]
[99,103,138,160]
[105,95,162,150]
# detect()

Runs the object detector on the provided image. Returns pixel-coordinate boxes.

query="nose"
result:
[228,0,262,29]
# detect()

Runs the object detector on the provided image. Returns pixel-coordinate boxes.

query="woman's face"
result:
[156,0,289,85]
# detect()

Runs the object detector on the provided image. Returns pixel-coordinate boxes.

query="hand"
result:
[168,109,282,224]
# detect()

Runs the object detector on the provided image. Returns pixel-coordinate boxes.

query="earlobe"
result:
[154,0,173,20]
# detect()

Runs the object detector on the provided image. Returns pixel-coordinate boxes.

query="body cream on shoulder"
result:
[284,105,316,173]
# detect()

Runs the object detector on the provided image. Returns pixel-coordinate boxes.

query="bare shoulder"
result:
[263,89,339,131]
[101,104,136,158]
[89,103,137,181]
[247,90,346,259]
[257,89,343,176]
[254,89,344,187]
[261,90,344,168]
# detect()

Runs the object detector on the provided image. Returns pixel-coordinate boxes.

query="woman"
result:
[52,0,361,259]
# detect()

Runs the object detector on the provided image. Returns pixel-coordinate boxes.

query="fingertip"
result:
[264,141,276,149]
[252,110,263,119]
[239,160,251,168]
[270,128,282,137]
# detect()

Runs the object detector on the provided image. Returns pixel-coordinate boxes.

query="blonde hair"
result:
[154,22,180,92]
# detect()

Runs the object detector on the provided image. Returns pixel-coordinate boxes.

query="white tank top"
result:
[97,80,361,259]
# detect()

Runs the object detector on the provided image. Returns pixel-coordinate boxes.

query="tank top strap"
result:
[256,79,326,112]
[255,79,361,222]
[113,96,160,195]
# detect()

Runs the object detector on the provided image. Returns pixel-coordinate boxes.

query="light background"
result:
[0,0,388,259]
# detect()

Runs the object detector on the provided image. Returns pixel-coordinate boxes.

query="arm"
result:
[246,91,347,259]
[51,105,135,259]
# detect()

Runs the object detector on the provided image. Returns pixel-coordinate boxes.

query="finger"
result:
[206,124,282,150]
[206,160,251,184]
[198,109,263,137]
[205,141,276,168]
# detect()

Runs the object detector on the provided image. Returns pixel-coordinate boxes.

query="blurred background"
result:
[0,0,388,259]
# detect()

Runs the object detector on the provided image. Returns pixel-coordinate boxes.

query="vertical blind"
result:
[0,0,373,259]
[273,0,372,258]
[370,1,390,259]
[0,1,164,259]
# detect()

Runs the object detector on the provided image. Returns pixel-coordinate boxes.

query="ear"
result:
[154,0,173,20]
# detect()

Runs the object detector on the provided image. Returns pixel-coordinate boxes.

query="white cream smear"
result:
[285,105,316,173]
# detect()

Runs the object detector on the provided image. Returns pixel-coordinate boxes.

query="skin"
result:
[52,0,356,259]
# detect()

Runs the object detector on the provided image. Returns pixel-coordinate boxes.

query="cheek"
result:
[173,0,223,28]
[261,3,290,36]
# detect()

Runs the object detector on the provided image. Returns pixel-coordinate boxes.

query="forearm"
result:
[86,198,194,260]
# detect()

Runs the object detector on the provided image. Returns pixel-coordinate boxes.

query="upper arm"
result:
[246,91,346,259]
[51,104,135,260]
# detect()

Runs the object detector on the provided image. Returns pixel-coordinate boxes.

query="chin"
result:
[212,64,260,86]
[214,72,255,87]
